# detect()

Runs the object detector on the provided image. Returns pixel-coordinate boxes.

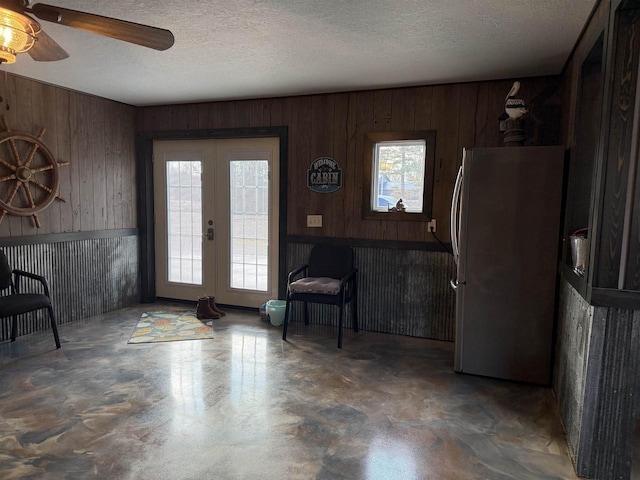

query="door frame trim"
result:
[136,126,288,303]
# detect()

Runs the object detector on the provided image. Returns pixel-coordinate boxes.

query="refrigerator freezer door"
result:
[454,146,564,385]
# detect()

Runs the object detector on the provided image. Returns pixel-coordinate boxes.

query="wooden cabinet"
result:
[562,0,640,308]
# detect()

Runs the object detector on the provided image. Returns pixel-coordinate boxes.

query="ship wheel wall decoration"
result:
[0,115,68,228]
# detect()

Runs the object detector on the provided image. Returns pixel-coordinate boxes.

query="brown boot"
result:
[196,297,220,319]
[207,296,226,316]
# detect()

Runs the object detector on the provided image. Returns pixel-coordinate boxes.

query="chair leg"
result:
[352,281,358,333]
[338,304,344,349]
[10,315,17,342]
[47,306,61,349]
[282,296,291,341]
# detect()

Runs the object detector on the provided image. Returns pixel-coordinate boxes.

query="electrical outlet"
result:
[307,215,323,228]
[428,219,437,233]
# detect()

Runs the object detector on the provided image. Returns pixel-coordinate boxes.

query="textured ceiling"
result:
[1,0,596,107]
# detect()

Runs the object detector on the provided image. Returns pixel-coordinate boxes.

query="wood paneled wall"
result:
[0,73,137,237]
[138,77,562,243]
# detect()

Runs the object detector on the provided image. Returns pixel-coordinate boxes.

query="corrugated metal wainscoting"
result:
[0,235,139,342]
[553,278,640,479]
[286,242,456,341]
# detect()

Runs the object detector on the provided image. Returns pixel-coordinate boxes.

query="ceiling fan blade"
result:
[28,29,69,61]
[29,3,175,51]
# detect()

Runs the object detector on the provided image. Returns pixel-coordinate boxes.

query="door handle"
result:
[451,158,464,264]
[207,228,214,241]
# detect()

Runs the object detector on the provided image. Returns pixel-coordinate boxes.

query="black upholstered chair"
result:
[0,250,60,349]
[282,244,358,348]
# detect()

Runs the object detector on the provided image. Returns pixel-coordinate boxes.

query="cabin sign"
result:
[307,157,342,193]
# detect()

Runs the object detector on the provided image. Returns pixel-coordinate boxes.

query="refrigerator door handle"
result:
[451,154,464,264]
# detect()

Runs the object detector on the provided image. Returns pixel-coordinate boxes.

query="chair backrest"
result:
[307,244,354,279]
[0,249,12,291]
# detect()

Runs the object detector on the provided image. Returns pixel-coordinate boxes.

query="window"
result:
[372,139,426,212]
[363,131,435,221]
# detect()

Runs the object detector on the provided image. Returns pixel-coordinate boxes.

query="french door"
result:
[153,137,279,308]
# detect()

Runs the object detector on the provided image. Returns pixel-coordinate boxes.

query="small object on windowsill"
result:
[387,199,406,213]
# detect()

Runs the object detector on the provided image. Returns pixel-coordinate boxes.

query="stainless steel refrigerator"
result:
[450,146,564,385]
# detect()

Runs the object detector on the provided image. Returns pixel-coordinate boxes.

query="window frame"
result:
[362,130,436,221]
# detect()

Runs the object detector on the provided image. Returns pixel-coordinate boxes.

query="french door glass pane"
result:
[166,161,202,284]
[230,160,269,291]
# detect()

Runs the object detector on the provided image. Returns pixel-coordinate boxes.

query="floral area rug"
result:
[128,310,213,344]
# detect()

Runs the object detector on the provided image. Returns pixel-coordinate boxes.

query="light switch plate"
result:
[307,215,323,227]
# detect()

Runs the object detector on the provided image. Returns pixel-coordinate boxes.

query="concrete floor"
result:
[0,303,580,480]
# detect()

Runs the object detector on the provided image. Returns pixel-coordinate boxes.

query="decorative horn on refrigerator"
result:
[449,149,465,290]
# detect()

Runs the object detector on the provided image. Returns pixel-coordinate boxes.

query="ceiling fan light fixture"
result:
[0,7,40,64]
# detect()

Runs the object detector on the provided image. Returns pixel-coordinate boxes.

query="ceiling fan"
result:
[0,0,174,64]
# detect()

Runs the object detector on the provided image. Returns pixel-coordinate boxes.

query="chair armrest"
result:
[287,264,308,285]
[13,269,51,297]
[340,268,357,285]
[337,268,357,299]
